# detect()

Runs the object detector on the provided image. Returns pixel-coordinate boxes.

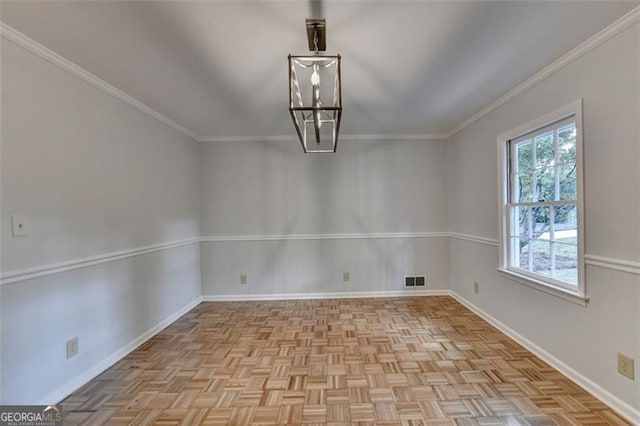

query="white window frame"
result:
[497,99,587,305]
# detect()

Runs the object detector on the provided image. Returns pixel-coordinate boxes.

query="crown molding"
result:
[0,21,200,142]
[3,6,638,144]
[198,133,449,142]
[198,135,297,143]
[343,134,449,141]
[445,6,640,138]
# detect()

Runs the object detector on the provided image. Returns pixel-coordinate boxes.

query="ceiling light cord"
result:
[313,29,320,54]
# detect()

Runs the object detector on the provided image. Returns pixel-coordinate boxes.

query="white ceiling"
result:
[1,1,637,140]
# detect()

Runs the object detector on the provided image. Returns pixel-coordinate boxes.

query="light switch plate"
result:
[12,215,29,237]
[66,337,79,359]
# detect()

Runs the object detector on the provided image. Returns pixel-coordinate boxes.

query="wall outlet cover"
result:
[474,281,480,294]
[66,337,79,359]
[240,274,247,284]
[618,353,634,380]
[11,215,29,237]
[343,272,350,282]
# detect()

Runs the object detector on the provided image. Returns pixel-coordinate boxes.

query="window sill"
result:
[497,268,589,306]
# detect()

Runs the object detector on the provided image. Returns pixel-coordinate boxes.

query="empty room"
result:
[1,1,639,424]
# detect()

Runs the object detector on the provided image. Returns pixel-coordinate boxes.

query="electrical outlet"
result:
[66,337,79,359]
[618,353,635,380]
[240,274,247,284]
[474,281,480,294]
[405,276,415,287]
[11,215,29,237]
[415,276,426,287]
[343,272,350,282]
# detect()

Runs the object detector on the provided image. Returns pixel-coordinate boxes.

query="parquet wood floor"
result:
[60,296,630,425]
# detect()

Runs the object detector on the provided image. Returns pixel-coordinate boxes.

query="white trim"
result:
[448,232,499,247]
[497,99,586,298]
[201,232,449,242]
[0,238,200,285]
[497,268,589,306]
[202,290,449,302]
[198,135,297,143]
[2,7,638,145]
[449,232,638,278]
[198,133,449,143]
[496,99,583,143]
[341,134,449,141]
[0,22,200,142]
[39,296,203,405]
[446,6,640,138]
[4,233,634,286]
[585,254,640,276]
[450,292,640,425]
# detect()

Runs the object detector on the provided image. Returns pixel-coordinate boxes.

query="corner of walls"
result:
[37,294,203,405]
[1,31,203,404]
[198,138,451,299]
[449,290,640,425]
[444,17,640,421]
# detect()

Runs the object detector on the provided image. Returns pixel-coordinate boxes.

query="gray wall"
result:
[2,12,638,419]
[1,40,202,403]
[200,139,450,296]
[446,22,639,411]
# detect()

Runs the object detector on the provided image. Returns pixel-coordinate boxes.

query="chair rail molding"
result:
[200,231,449,242]
[584,254,640,276]
[0,238,200,285]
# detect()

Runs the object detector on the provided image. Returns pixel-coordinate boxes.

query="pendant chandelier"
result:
[288,19,342,153]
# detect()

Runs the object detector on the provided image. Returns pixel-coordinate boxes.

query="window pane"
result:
[531,205,551,240]
[531,239,552,277]
[515,140,533,174]
[512,237,530,270]
[535,166,555,201]
[535,132,555,169]
[553,205,577,243]
[511,206,530,240]
[558,124,576,165]
[553,242,577,284]
[559,162,577,200]
[514,173,534,202]
[505,116,580,288]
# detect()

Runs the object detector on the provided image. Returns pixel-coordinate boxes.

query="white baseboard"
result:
[202,289,450,302]
[38,296,203,405]
[449,292,640,425]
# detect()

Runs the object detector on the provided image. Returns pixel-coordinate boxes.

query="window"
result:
[498,100,585,302]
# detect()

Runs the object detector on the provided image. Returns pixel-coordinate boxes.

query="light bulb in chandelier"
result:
[311,66,322,132]
[310,68,320,85]
[311,67,321,106]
